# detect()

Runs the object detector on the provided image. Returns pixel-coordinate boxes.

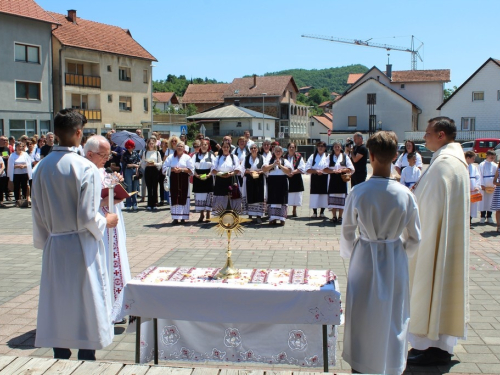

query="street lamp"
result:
[262,93,267,140]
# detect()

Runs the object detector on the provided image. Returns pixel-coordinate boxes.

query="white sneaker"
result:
[487,217,494,224]
[146,207,152,211]
[153,207,159,211]
[319,213,326,218]
[480,218,486,224]
[133,204,138,211]
[126,206,131,211]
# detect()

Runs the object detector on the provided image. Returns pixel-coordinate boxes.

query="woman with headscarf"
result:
[192,138,215,222]
[8,141,33,206]
[121,139,141,211]
[162,141,194,224]
[323,141,355,224]
[211,142,242,213]
[305,141,329,218]
[262,145,292,225]
[284,142,305,217]
[242,143,265,223]
[141,138,163,211]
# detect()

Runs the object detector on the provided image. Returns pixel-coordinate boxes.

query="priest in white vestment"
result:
[407,117,470,366]
[32,109,118,360]
[341,131,421,375]
[84,136,132,318]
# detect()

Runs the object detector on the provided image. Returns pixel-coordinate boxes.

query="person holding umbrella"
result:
[121,140,141,211]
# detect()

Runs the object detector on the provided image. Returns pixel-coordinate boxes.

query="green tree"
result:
[444,85,458,100]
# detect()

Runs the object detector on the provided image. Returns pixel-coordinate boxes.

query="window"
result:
[400,84,405,89]
[497,90,500,101]
[67,63,83,75]
[258,123,262,130]
[107,65,112,72]
[461,117,475,131]
[367,93,376,105]
[16,81,40,100]
[143,70,148,84]
[479,140,498,148]
[213,123,220,136]
[310,121,314,126]
[119,67,131,81]
[108,94,112,103]
[266,123,269,130]
[119,96,132,111]
[9,119,36,140]
[348,116,357,127]
[15,43,39,63]
[143,98,149,112]
[236,122,242,127]
[472,92,484,101]
[0,119,3,136]
[40,120,50,135]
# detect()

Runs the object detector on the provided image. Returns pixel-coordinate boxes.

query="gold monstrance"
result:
[210,194,250,279]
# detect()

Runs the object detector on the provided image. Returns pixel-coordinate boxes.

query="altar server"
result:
[399,152,421,190]
[479,150,498,223]
[162,141,194,224]
[341,131,421,375]
[284,142,305,217]
[465,151,481,221]
[192,139,215,222]
[263,145,292,225]
[305,142,329,218]
[32,109,118,360]
[407,117,469,366]
[84,136,131,315]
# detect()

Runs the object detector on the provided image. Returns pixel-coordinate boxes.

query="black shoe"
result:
[172,219,179,225]
[407,347,452,366]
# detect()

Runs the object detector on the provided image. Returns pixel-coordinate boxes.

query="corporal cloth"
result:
[409,142,470,347]
[340,178,421,375]
[32,147,113,350]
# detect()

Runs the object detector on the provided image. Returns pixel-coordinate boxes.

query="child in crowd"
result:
[479,150,498,223]
[465,151,481,224]
[340,131,421,375]
[399,152,421,189]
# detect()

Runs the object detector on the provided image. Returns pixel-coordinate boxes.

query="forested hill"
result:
[262,64,368,94]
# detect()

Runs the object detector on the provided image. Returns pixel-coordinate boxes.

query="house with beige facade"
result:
[0,0,57,138]
[50,10,157,135]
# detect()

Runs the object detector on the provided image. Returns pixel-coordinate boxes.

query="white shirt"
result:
[192,152,215,172]
[305,153,328,172]
[479,160,497,187]
[265,158,293,176]
[141,150,162,170]
[396,153,423,169]
[400,165,422,189]
[327,153,355,172]
[7,152,33,181]
[287,154,306,174]
[212,154,242,174]
[162,153,194,175]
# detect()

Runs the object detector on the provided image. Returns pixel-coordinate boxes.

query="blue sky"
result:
[38,0,500,89]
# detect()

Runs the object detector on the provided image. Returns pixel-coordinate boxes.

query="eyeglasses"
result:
[94,152,111,159]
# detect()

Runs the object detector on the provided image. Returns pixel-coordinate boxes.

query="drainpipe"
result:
[50,24,60,131]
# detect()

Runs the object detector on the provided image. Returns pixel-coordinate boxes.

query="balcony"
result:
[65,73,101,88]
[77,109,101,121]
[405,130,500,142]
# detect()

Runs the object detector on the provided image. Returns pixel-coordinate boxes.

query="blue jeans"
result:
[123,168,139,207]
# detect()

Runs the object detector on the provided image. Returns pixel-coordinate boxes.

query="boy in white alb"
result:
[341,131,421,374]
[399,152,421,189]
[479,150,498,223]
[465,151,481,223]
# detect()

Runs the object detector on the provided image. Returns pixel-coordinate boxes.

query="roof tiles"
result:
[153,92,178,104]
[183,84,229,104]
[49,11,156,61]
[390,69,450,83]
[0,0,58,24]
[224,75,297,97]
[312,115,332,130]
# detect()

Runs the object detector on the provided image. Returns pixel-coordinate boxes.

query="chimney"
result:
[386,64,392,80]
[68,9,77,24]
[252,74,257,88]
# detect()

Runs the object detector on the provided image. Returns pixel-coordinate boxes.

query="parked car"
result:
[398,143,433,164]
[469,138,500,162]
[495,143,500,162]
[461,141,474,152]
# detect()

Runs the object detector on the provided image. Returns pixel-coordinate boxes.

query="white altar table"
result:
[112,267,343,371]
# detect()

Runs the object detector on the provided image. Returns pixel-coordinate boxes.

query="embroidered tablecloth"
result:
[113,267,343,366]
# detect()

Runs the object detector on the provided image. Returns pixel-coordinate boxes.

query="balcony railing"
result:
[405,130,500,142]
[77,109,101,121]
[65,73,101,88]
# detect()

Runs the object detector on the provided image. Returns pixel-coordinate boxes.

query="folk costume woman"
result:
[191,139,215,222]
[323,142,355,223]
[161,136,180,204]
[162,141,194,224]
[259,140,273,164]
[263,145,292,225]
[395,140,423,174]
[242,144,266,223]
[305,141,329,218]
[211,142,242,213]
[284,142,305,217]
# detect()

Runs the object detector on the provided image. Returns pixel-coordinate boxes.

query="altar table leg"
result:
[154,318,159,365]
[322,324,328,372]
[135,316,142,364]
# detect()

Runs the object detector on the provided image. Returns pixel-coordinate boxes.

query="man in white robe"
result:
[32,109,118,360]
[84,136,132,320]
[407,117,470,366]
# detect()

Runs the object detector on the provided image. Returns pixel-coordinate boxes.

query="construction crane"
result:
[301,34,423,70]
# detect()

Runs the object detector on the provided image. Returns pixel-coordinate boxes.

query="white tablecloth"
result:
[112,267,343,366]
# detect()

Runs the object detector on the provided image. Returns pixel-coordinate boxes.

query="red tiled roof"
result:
[390,70,450,83]
[0,0,58,24]
[48,11,156,61]
[224,75,298,97]
[182,84,229,104]
[312,115,332,130]
[324,113,333,120]
[347,73,363,84]
[153,92,178,104]
[331,92,339,96]
[319,101,333,107]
